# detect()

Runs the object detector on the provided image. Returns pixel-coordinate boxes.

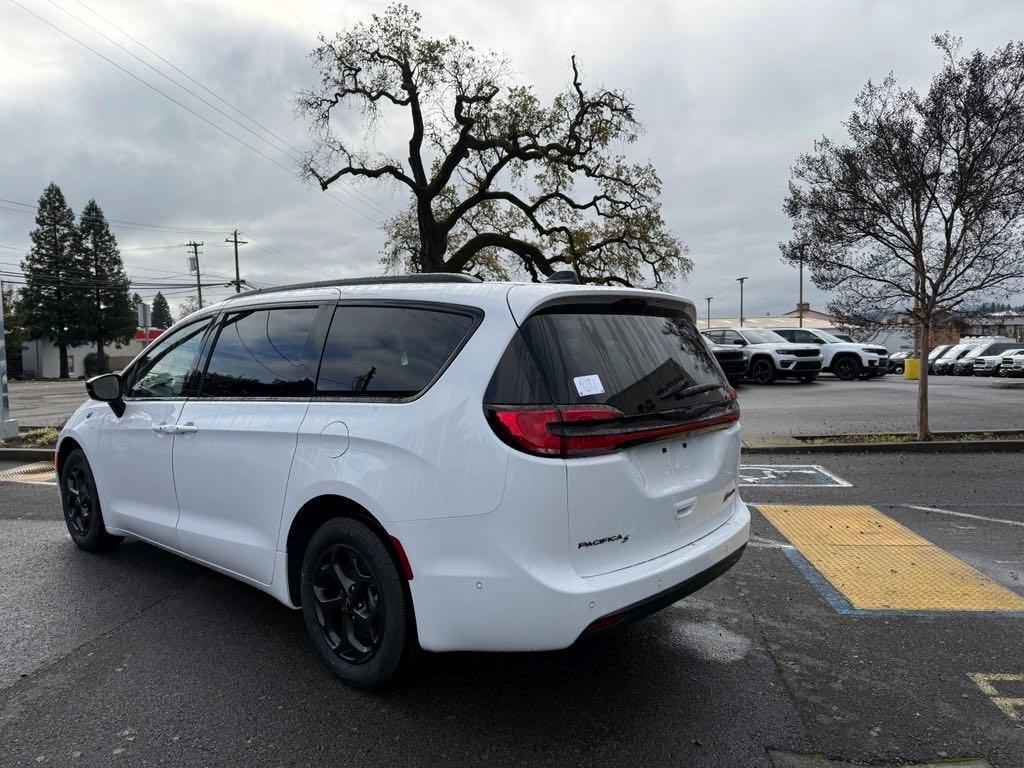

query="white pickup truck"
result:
[773,327,889,380]
[702,328,823,384]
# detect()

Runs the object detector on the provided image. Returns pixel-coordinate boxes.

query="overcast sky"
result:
[2,0,1022,318]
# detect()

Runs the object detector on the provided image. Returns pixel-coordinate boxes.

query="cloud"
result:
[1,0,1021,316]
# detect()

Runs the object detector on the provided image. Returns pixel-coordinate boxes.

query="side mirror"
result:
[86,373,126,417]
[733,339,747,346]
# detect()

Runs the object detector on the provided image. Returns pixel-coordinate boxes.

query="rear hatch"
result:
[486,292,742,577]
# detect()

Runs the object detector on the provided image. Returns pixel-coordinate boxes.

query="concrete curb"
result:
[991,379,1024,389]
[742,440,1024,454]
[0,447,55,462]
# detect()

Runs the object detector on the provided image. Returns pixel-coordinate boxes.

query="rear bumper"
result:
[399,498,751,652]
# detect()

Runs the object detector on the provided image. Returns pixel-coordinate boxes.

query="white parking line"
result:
[903,504,1024,528]
[738,464,852,488]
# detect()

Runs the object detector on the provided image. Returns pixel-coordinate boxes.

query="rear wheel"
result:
[833,356,861,381]
[749,358,776,384]
[300,518,411,690]
[59,449,122,551]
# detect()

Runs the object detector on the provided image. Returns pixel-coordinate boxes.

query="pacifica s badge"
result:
[577,533,630,549]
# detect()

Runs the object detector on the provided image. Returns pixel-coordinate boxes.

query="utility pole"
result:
[797,244,805,328]
[225,229,248,293]
[736,277,748,326]
[705,297,713,329]
[186,241,204,308]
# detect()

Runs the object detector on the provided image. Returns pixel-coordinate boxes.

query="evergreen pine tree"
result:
[77,200,135,374]
[150,291,173,328]
[21,183,88,378]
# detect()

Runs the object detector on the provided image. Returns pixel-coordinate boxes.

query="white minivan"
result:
[57,275,751,688]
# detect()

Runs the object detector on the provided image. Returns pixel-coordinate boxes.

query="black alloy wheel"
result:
[59,449,122,551]
[833,356,860,381]
[300,518,411,689]
[310,543,384,664]
[750,358,776,384]
[63,463,92,537]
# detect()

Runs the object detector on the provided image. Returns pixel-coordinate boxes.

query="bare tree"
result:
[296,3,689,286]
[783,33,1024,440]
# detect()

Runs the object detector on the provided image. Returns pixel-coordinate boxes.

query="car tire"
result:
[749,358,776,384]
[894,365,904,375]
[833,356,861,381]
[797,374,818,384]
[300,517,412,690]
[59,448,123,552]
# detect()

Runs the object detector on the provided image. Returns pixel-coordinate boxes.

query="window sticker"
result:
[573,374,605,397]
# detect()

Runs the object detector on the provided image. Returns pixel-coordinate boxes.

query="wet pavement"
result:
[0,451,1021,767]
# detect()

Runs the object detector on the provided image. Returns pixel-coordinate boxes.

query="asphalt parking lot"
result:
[1,451,1021,767]
[7,373,1023,436]
[734,373,1024,437]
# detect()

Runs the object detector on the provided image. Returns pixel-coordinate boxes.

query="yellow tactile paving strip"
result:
[758,504,1024,612]
[0,461,56,485]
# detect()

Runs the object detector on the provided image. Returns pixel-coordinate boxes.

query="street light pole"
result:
[798,245,805,328]
[736,277,748,326]
[705,297,713,329]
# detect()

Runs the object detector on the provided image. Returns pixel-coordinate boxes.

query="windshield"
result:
[963,346,989,360]
[928,346,949,360]
[940,345,971,359]
[813,329,846,343]
[740,329,788,344]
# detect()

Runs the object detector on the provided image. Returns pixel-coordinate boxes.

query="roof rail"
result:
[228,273,482,301]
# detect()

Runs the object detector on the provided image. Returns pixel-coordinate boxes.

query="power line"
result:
[71,0,394,219]
[7,0,382,225]
[242,233,333,277]
[0,197,230,234]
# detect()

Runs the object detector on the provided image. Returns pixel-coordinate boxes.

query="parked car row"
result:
[701,327,889,384]
[885,338,1024,377]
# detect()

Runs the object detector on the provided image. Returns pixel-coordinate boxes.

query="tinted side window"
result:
[484,332,554,405]
[127,320,211,398]
[774,330,795,342]
[200,307,318,397]
[317,305,475,397]
[790,330,819,344]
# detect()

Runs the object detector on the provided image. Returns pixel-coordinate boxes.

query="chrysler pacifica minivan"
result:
[57,275,751,688]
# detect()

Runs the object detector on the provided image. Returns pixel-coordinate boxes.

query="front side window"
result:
[127,320,211,399]
[200,307,318,397]
[316,305,475,397]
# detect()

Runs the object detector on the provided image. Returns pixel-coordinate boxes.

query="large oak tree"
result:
[296,4,688,286]
[783,34,1024,439]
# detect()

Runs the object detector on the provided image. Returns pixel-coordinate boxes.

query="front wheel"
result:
[59,449,123,551]
[300,518,412,690]
[749,358,776,384]
[833,356,861,381]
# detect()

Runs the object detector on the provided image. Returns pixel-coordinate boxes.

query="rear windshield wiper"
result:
[660,381,722,401]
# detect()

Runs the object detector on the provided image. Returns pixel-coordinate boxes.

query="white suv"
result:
[773,327,889,380]
[702,327,823,384]
[57,276,750,689]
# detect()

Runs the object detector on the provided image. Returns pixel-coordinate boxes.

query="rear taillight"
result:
[486,395,739,458]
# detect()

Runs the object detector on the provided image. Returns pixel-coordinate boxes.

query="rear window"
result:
[316,305,476,397]
[503,304,728,415]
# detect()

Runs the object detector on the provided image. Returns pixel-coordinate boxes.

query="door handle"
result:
[151,423,177,434]
[176,423,199,434]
